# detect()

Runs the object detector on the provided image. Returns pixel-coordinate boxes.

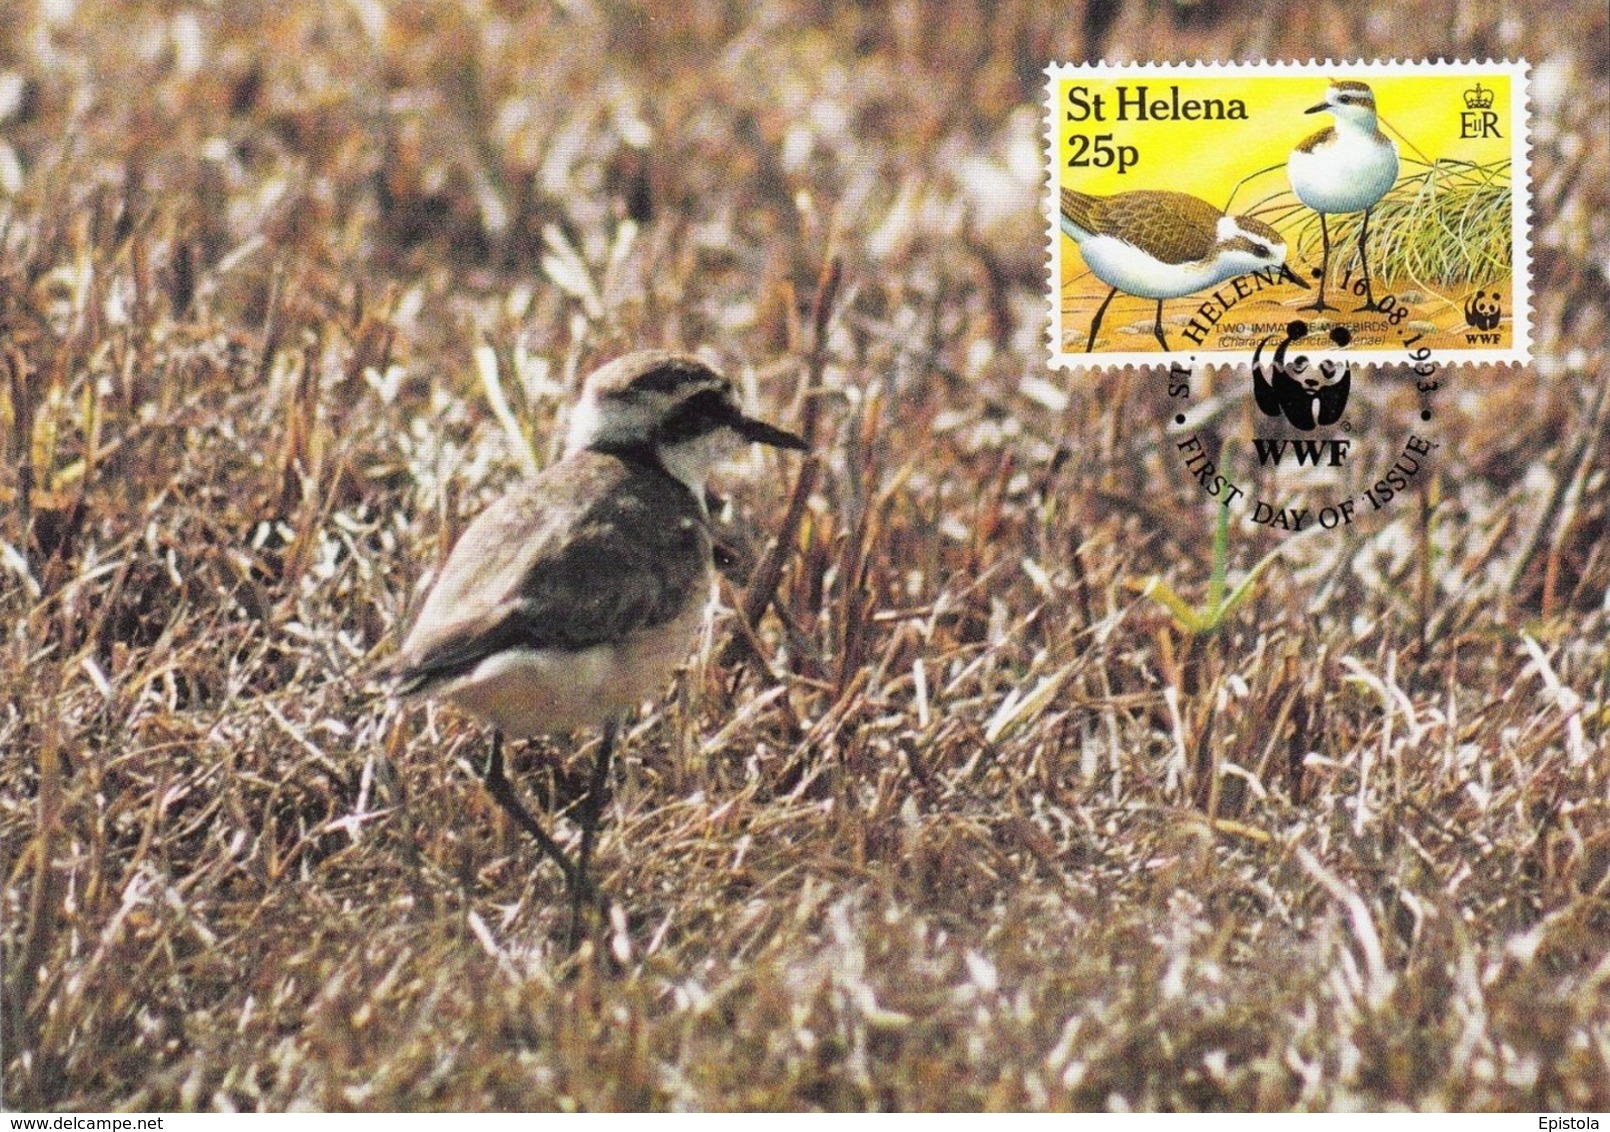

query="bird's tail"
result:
[365,649,431,698]
[1059,186,1101,237]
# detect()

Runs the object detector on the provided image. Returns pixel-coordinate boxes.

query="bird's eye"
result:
[1254,244,1272,259]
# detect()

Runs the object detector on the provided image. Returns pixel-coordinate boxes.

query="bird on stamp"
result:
[1060,187,1287,352]
[1287,80,1400,313]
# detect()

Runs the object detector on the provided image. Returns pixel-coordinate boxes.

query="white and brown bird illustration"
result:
[1287,79,1400,312]
[1060,186,1287,351]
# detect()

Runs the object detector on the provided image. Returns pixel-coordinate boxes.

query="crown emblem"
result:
[1463,83,1494,110]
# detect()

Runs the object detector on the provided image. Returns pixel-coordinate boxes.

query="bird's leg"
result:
[1086,286,1118,352]
[1152,298,1169,351]
[567,718,621,951]
[1301,214,1337,312]
[1353,208,1386,311]
[481,730,578,892]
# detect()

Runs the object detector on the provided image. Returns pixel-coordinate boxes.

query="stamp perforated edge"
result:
[1042,58,1533,372]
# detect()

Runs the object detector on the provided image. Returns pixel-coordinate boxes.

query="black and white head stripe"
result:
[654,389,738,444]
[570,350,807,460]
[653,388,807,450]
[610,358,729,401]
[1330,80,1376,107]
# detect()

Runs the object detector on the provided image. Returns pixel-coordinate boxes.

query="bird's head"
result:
[1212,214,1287,275]
[1307,80,1381,128]
[568,351,807,492]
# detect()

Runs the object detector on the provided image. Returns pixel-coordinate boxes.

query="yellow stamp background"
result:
[1055,73,1511,202]
[1049,63,1529,365]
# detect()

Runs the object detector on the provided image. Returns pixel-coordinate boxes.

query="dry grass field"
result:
[4,0,1609,1112]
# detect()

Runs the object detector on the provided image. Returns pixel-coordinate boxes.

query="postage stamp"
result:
[1044,60,1531,369]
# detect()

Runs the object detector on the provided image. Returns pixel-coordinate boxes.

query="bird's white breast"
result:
[1288,132,1399,215]
[1075,232,1235,300]
[435,598,709,738]
[1075,228,1275,299]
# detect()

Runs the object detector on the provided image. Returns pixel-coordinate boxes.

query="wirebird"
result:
[392,351,807,947]
[1059,186,1287,351]
[1287,80,1400,312]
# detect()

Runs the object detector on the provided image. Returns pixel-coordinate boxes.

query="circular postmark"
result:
[1168,280,1443,535]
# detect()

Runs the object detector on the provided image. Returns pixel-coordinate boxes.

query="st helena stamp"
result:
[1045,60,1531,369]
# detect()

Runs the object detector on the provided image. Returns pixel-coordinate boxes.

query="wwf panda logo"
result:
[1252,320,1352,432]
[1464,289,1501,331]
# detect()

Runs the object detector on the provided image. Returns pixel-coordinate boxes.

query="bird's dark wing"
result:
[393,453,711,696]
[1061,188,1222,265]
[1293,126,1336,155]
[1099,191,1221,266]
[1060,187,1102,235]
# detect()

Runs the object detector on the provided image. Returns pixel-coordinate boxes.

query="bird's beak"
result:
[1304,102,1330,114]
[729,410,809,451]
